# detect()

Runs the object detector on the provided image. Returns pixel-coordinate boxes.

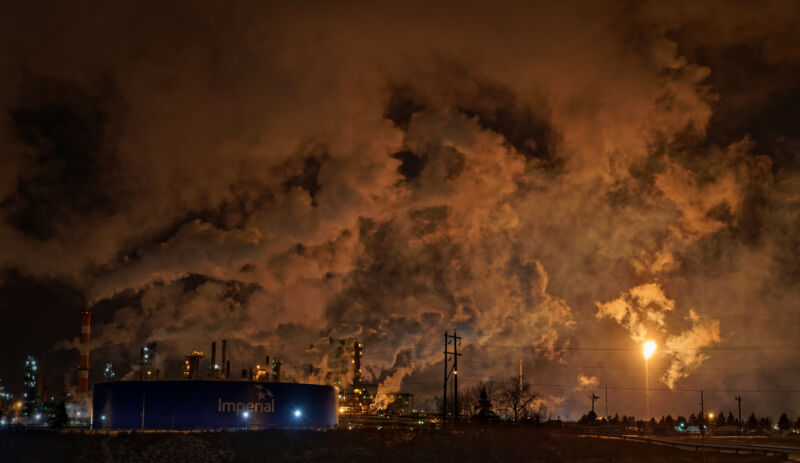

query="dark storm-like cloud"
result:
[1,0,799,419]
[3,77,122,240]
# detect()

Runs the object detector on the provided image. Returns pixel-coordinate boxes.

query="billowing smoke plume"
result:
[596,283,720,389]
[1,0,799,419]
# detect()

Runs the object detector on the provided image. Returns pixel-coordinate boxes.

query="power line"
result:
[710,311,800,319]
[459,361,800,372]
[399,378,800,393]
[484,344,800,351]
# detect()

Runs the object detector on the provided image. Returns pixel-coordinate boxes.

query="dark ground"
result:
[0,428,785,463]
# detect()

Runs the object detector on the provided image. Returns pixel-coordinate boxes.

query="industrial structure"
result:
[85,336,339,429]
[330,337,376,414]
[140,342,158,380]
[103,362,115,381]
[183,350,205,380]
[92,380,337,430]
[22,355,39,417]
[77,311,91,397]
[2,310,424,430]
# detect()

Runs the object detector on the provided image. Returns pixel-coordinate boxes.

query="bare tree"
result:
[459,383,481,417]
[531,401,548,424]
[496,377,541,423]
[458,381,496,418]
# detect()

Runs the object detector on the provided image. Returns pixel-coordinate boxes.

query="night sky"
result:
[1,1,799,420]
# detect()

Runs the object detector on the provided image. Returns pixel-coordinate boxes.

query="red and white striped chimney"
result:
[78,311,91,395]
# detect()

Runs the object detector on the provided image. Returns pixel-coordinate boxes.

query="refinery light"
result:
[643,340,657,359]
[294,409,302,418]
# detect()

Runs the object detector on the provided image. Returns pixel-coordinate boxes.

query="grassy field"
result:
[0,427,785,463]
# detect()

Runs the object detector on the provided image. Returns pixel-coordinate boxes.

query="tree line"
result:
[446,377,545,423]
[446,379,800,431]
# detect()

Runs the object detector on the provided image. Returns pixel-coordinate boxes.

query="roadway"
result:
[581,433,800,460]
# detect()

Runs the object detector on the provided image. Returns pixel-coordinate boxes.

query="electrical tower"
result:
[589,393,600,414]
[442,330,461,425]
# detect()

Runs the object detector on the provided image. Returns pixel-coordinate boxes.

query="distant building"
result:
[22,355,39,417]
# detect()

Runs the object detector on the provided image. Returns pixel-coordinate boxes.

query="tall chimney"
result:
[220,339,227,379]
[210,341,217,378]
[265,356,270,382]
[78,311,91,396]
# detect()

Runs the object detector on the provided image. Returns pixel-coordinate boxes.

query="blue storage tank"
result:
[92,380,337,430]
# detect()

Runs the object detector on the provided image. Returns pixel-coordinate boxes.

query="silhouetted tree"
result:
[716,411,726,427]
[475,385,496,421]
[778,413,791,430]
[726,412,736,426]
[531,402,547,424]
[758,416,771,430]
[689,413,698,425]
[746,412,758,430]
[49,401,68,429]
[496,378,541,423]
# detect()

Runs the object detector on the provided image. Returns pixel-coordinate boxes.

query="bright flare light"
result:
[643,340,657,359]
[294,409,302,418]
[242,411,249,418]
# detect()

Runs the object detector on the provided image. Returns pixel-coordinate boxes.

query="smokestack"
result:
[221,339,227,379]
[210,341,217,378]
[265,356,270,382]
[78,311,91,396]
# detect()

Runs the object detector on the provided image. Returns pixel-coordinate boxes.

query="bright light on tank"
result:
[34,413,41,420]
[643,340,657,359]
[294,409,302,418]
[101,415,107,421]
[242,411,249,418]
[0,418,6,426]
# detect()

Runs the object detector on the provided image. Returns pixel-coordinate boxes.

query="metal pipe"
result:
[221,340,227,379]
[210,341,217,378]
[78,311,91,395]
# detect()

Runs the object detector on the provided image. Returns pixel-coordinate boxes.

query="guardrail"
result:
[579,433,793,459]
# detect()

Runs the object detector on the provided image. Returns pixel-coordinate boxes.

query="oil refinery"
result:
[0,311,421,431]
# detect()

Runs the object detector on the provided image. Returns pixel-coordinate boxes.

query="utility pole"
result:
[443,332,448,426]
[700,390,706,462]
[442,330,462,425]
[141,383,146,431]
[604,384,608,419]
[453,329,459,421]
[734,395,742,439]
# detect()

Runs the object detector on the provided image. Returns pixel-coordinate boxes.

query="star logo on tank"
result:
[253,384,273,400]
